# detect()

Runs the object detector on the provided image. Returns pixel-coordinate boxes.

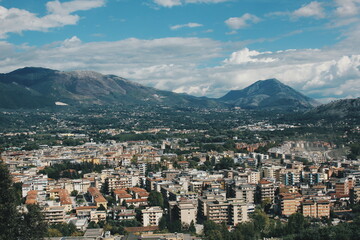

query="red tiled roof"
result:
[129,187,147,193]
[259,179,272,184]
[88,187,107,203]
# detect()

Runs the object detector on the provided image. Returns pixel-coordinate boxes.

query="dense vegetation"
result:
[203,209,360,240]
[0,161,47,240]
[39,161,108,180]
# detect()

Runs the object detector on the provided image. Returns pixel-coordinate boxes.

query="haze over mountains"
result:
[0,67,325,111]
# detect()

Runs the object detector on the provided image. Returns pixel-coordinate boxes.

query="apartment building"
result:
[169,201,197,225]
[106,174,132,191]
[206,199,248,226]
[43,206,66,224]
[142,206,164,227]
[351,185,360,203]
[257,179,276,203]
[335,178,353,198]
[231,183,256,204]
[278,193,303,216]
[247,170,261,184]
[301,199,330,218]
[280,170,301,186]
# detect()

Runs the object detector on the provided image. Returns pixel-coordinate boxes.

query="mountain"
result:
[0,67,220,109]
[219,79,318,111]
[307,98,360,119]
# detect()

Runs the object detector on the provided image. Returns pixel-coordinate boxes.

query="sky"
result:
[0,0,360,102]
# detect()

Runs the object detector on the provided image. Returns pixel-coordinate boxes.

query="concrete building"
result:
[206,199,248,226]
[278,193,303,216]
[106,174,132,191]
[281,170,301,186]
[232,184,256,204]
[301,199,330,218]
[170,201,197,225]
[257,179,276,203]
[247,171,260,184]
[142,206,164,227]
[335,178,352,198]
[43,206,66,224]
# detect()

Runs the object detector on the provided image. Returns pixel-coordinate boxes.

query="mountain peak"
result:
[220,79,317,111]
[8,67,57,75]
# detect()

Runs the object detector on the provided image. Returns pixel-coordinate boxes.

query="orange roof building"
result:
[88,187,108,209]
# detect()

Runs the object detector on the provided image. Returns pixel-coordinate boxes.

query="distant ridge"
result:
[307,97,360,119]
[0,67,220,109]
[219,78,318,111]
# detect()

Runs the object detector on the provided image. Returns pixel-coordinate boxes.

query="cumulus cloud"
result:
[225,13,261,30]
[0,0,105,38]
[170,22,203,30]
[224,48,277,64]
[153,0,230,7]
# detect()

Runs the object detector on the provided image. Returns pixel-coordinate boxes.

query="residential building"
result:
[278,193,303,216]
[142,206,164,227]
[257,179,276,203]
[301,199,330,218]
[170,201,197,225]
[43,206,66,224]
[87,187,108,209]
[206,198,248,226]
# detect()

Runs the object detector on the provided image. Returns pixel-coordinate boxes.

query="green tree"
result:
[189,220,196,234]
[147,191,164,209]
[0,161,21,239]
[20,204,48,240]
[158,216,167,231]
[70,190,78,197]
[101,180,109,195]
[286,212,307,235]
[0,161,47,240]
[97,204,106,211]
[47,228,62,237]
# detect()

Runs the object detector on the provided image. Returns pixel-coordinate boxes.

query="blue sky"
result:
[0,0,360,102]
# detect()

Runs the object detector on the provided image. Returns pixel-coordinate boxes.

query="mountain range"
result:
[0,67,219,109]
[0,67,319,111]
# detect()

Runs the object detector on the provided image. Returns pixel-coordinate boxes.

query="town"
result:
[2,131,359,239]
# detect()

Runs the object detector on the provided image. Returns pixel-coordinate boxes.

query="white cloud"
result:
[267,1,325,20]
[153,0,181,7]
[0,0,105,38]
[225,13,261,30]
[334,0,360,17]
[224,48,277,64]
[293,1,325,19]
[170,22,203,30]
[153,0,230,7]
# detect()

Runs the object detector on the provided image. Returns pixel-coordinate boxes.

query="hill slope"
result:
[307,98,360,119]
[219,79,318,110]
[0,67,220,109]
